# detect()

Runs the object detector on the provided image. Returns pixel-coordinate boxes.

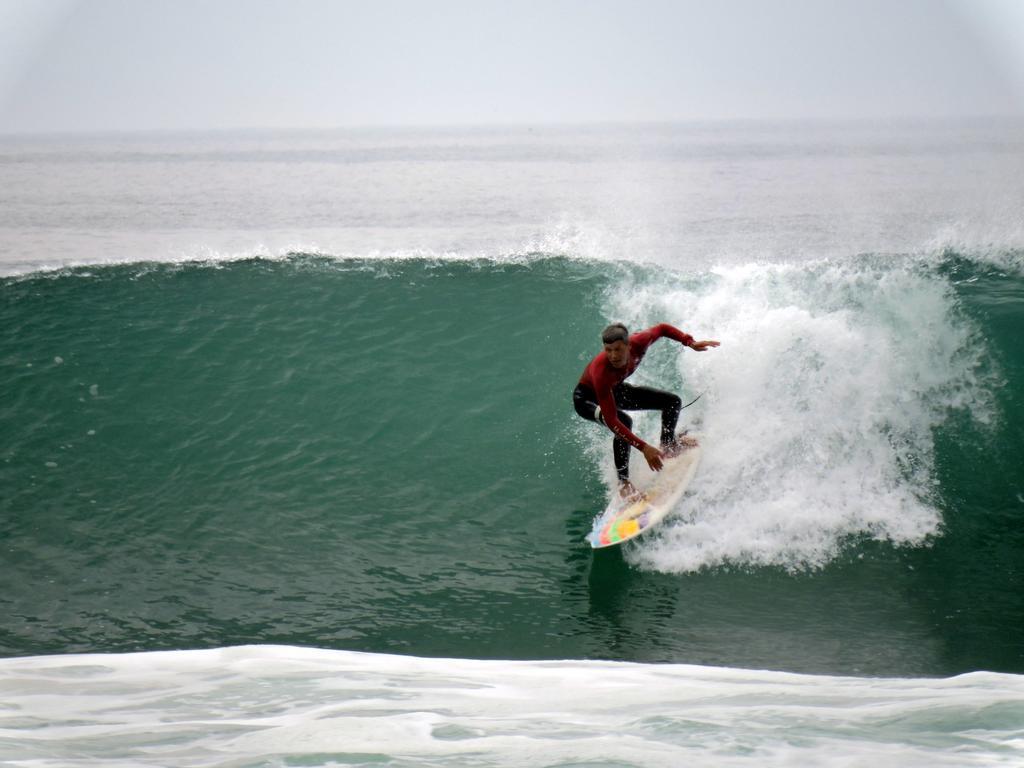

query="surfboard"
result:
[586,436,703,549]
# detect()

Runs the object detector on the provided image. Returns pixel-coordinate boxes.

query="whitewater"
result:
[2,645,1023,767]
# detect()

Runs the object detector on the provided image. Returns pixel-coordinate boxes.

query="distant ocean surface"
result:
[2,122,1023,765]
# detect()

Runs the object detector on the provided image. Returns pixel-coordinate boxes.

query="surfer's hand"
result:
[642,444,664,472]
[689,339,720,351]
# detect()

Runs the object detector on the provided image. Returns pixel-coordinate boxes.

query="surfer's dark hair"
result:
[601,323,629,344]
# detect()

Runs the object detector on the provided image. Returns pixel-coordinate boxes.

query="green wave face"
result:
[1,252,1021,675]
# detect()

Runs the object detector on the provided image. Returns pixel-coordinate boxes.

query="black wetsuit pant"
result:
[573,383,682,482]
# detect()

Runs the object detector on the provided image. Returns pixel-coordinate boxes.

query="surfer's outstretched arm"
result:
[637,323,720,353]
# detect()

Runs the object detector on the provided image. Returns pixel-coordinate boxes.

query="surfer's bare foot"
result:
[662,435,699,457]
[618,480,645,502]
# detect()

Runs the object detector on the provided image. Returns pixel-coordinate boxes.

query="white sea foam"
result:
[0,645,1021,768]
[600,257,997,572]
[0,231,565,279]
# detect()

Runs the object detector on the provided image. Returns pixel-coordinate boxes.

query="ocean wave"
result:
[3,252,1021,669]
[3,225,1024,281]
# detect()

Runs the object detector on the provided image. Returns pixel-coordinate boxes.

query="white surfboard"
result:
[586,436,703,549]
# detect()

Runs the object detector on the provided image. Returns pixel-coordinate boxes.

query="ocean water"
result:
[2,122,1023,765]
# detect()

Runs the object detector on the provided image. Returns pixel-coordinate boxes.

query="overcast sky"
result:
[1,0,1023,133]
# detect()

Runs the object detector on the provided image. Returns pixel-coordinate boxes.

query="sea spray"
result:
[600,256,998,572]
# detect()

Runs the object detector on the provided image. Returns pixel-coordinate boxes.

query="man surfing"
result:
[573,323,720,500]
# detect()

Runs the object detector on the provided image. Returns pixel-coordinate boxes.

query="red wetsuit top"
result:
[578,323,694,452]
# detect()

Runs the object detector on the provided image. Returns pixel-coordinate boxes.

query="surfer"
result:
[573,323,720,499]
